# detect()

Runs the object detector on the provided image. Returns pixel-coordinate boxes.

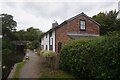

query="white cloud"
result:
[0,0,119,2]
[0,1,119,32]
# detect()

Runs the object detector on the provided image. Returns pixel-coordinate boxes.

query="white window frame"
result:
[80,20,86,30]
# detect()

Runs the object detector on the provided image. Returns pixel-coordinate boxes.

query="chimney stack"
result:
[52,20,58,28]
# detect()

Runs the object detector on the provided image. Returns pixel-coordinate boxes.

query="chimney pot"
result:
[52,21,58,28]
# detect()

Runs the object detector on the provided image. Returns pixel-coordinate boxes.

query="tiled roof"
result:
[66,12,100,26]
[41,12,100,37]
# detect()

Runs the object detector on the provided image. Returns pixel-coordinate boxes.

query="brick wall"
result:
[55,15,100,54]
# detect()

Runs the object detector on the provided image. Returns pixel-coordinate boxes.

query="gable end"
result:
[66,12,100,26]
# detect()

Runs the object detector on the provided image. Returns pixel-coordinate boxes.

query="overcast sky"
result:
[0,0,119,32]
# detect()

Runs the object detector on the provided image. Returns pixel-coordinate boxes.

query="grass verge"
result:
[12,61,25,78]
[40,68,75,78]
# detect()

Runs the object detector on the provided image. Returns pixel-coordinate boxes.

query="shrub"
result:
[38,50,45,56]
[42,51,56,58]
[40,50,57,69]
[60,31,120,79]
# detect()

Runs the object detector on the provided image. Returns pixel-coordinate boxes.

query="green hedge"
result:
[60,31,120,79]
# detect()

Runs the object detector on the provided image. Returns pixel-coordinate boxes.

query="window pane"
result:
[81,21,85,25]
[50,38,53,45]
[80,20,85,30]
[50,45,53,50]
[81,21,85,26]
[81,25,85,29]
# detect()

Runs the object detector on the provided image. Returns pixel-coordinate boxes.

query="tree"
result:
[26,27,42,41]
[26,27,43,49]
[14,29,26,41]
[92,10,120,35]
[14,27,43,49]
[1,14,17,50]
[1,14,17,39]
[1,14,24,79]
[1,14,43,79]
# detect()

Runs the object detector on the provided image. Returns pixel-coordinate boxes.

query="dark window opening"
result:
[49,32,52,37]
[41,45,44,50]
[46,45,47,50]
[46,34,47,38]
[49,38,53,50]
[49,45,53,50]
[58,42,62,53]
[80,20,86,30]
[43,45,44,50]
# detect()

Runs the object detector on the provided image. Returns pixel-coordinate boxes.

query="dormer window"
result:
[80,20,86,30]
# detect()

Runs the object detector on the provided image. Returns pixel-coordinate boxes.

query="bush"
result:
[42,51,56,58]
[40,50,45,55]
[40,50,57,69]
[60,31,120,79]
[27,42,34,50]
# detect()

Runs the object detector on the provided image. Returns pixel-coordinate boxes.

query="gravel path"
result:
[19,50,42,79]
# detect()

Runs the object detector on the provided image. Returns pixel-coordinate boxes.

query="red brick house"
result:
[41,12,100,54]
